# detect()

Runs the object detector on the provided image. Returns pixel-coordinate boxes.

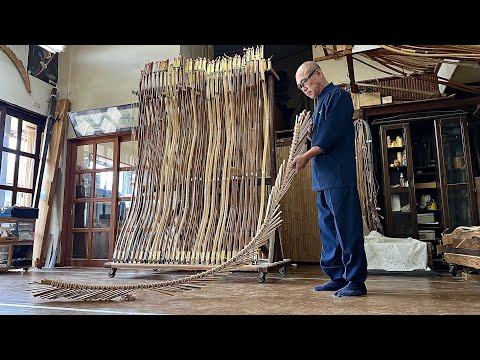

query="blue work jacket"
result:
[310,83,357,191]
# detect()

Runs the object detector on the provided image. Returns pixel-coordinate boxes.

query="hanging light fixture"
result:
[38,45,66,54]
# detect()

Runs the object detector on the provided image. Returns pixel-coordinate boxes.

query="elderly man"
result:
[290,61,368,297]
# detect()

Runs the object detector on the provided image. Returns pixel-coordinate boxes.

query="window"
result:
[0,101,45,208]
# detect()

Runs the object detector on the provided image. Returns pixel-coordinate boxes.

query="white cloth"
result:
[364,231,429,271]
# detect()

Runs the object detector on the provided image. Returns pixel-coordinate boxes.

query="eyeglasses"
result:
[297,68,318,90]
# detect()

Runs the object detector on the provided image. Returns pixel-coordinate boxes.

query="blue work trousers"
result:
[316,186,368,283]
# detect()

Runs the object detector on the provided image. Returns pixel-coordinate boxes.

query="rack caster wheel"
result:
[278,266,287,275]
[449,264,458,277]
[108,268,117,278]
[257,272,266,283]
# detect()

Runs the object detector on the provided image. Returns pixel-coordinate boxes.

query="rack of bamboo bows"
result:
[103,46,289,282]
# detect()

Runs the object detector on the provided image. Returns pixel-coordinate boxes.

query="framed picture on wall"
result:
[27,45,58,86]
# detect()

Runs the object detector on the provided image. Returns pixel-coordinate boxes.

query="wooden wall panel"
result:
[276,142,321,262]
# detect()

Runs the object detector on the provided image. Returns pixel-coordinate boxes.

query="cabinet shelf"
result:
[417,209,441,213]
[414,165,437,170]
[390,186,409,193]
[417,224,442,229]
[414,172,436,176]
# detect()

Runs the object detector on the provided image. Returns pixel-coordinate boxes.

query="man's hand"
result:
[290,153,309,174]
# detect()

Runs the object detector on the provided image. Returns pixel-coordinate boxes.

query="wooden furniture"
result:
[0,217,35,272]
[442,228,480,277]
[376,110,478,270]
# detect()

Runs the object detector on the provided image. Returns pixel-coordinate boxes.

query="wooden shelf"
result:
[0,218,35,273]
[390,186,409,193]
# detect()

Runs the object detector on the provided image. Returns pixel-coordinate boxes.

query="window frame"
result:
[0,99,46,208]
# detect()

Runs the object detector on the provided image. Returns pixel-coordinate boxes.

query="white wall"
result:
[65,45,181,112]
[0,45,55,115]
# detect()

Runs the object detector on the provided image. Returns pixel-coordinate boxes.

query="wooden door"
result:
[62,134,136,267]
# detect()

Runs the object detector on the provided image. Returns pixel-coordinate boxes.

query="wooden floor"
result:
[1,264,480,315]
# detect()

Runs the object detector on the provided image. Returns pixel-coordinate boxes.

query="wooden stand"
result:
[104,258,290,283]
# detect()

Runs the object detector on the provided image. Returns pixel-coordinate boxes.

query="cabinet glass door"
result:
[380,123,416,238]
[436,118,475,230]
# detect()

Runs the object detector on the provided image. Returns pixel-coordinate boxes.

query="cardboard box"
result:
[416,181,437,189]
[382,95,393,104]
[417,213,435,223]
[359,92,382,107]
[418,230,436,240]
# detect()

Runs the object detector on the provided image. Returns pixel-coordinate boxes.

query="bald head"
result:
[295,61,328,99]
[296,61,319,79]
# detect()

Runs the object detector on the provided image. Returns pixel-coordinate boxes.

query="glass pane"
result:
[16,192,33,207]
[118,171,134,197]
[120,140,137,168]
[448,188,472,229]
[3,115,18,150]
[390,192,413,237]
[75,173,92,199]
[93,201,111,228]
[95,172,113,198]
[441,122,466,184]
[74,202,90,228]
[17,156,35,189]
[72,232,88,258]
[117,200,131,228]
[0,189,13,208]
[76,144,93,170]
[0,152,16,186]
[68,104,138,137]
[21,121,37,154]
[96,142,114,169]
[92,232,109,259]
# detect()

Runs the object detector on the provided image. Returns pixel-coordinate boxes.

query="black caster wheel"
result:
[278,266,287,275]
[108,268,117,278]
[449,264,458,277]
[257,272,266,283]
[23,268,29,272]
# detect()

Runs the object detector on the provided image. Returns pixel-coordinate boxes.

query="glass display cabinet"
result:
[380,114,478,239]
